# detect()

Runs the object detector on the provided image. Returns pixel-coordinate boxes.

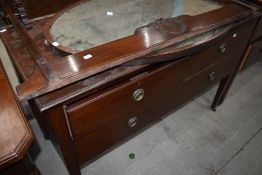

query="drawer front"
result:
[75,55,236,165]
[66,28,248,140]
[66,25,249,140]
[67,60,185,140]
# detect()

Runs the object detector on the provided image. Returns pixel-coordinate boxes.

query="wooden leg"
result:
[216,75,235,107]
[212,76,229,111]
[211,64,239,111]
[46,106,81,175]
[211,71,236,111]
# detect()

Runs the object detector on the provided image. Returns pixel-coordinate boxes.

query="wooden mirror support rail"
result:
[239,2,262,70]
[0,0,261,174]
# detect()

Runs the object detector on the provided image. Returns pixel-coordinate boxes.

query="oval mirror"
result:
[45,0,223,53]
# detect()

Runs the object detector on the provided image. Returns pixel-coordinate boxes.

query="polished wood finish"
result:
[24,0,80,19]
[0,1,255,101]
[45,107,81,175]
[0,1,261,175]
[31,21,255,174]
[67,26,249,141]
[0,59,32,169]
[0,59,39,174]
[239,17,262,70]
[68,23,255,164]
[238,2,262,70]
[240,38,262,70]
[252,17,262,40]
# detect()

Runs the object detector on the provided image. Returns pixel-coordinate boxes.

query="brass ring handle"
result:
[219,43,227,53]
[209,72,216,81]
[128,117,138,128]
[132,89,144,102]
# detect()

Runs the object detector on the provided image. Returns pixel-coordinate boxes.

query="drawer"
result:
[75,54,236,165]
[66,27,247,140]
[66,60,185,140]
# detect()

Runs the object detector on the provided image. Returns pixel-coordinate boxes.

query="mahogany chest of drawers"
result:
[32,20,257,174]
[65,24,254,165]
[0,0,261,174]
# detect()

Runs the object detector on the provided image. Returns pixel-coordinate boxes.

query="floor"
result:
[27,59,262,175]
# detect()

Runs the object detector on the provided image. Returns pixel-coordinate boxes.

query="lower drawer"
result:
[75,55,237,165]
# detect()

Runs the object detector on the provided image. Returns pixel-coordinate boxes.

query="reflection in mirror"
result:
[49,0,223,52]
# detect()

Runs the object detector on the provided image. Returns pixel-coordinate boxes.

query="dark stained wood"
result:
[251,17,262,41]
[35,65,149,112]
[75,55,237,164]
[30,20,255,174]
[45,106,81,175]
[237,0,262,71]
[211,19,258,109]
[46,4,250,78]
[67,26,247,140]
[65,22,255,164]
[125,25,232,65]
[232,0,260,10]
[246,39,262,65]
[3,2,55,81]
[0,1,261,175]
[251,0,262,6]
[0,2,255,101]
[24,0,80,19]
[239,16,262,70]
[1,154,41,175]
[0,58,39,174]
[239,38,262,70]
[0,59,33,169]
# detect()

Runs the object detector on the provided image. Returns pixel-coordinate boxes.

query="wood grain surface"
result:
[0,58,33,170]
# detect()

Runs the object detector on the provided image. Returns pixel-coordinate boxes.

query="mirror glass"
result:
[49,0,223,51]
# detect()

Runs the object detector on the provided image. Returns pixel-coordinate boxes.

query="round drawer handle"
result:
[209,72,216,81]
[128,117,138,128]
[132,89,144,102]
[219,43,227,53]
